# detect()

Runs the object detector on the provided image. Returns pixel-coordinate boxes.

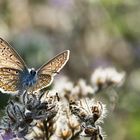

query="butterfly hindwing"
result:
[0,38,27,71]
[0,68,20,93]
[29,74,52,92]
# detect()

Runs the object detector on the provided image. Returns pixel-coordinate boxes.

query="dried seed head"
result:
[91,67,125,92]
[70,98,106,123]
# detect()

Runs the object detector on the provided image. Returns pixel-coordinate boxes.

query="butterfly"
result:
[0,37,70,94]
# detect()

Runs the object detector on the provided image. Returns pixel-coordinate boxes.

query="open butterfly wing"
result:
[0,38,27,70]
[33,50,70,91]
[0,38,27,94]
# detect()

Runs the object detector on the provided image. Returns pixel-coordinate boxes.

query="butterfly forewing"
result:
[0,38,27,70]
[37,50,70,75]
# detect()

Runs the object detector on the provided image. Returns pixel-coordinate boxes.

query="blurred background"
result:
[0,0,140,140]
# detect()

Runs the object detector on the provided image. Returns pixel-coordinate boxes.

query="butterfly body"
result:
[20,68,37,88]
[0,37,70,94]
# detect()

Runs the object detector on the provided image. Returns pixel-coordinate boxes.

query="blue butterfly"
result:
[0,38,70,94]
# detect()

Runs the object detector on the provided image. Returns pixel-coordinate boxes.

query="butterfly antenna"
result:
[53,71,59,74]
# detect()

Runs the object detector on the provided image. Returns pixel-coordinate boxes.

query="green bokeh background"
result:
[0,0,140,139]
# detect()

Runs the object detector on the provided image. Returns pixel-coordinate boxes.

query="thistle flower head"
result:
[91,67,125,92]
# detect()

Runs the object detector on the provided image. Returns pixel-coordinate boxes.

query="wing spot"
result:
[10,54,13,57]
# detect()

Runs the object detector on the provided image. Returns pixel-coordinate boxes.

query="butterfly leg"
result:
[18,89,26,96]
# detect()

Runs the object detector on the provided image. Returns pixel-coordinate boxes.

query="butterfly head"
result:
[29,68,36,76]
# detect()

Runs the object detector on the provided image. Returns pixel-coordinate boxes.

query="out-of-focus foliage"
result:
[0,0,139,140]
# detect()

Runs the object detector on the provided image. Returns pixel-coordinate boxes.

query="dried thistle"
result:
[70,98,106,140]
[91,67,125,92]
[0,67,125,140]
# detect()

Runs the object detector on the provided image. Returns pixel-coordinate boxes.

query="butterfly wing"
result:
[0,38,27,93]
[32,50,70,92]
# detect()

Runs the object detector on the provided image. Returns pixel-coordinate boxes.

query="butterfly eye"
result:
[30,70,36,76]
